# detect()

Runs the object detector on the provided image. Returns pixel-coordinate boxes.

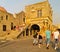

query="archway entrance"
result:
[30,24,40,35]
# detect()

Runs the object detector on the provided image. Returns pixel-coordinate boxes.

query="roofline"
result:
[25,1,49,7]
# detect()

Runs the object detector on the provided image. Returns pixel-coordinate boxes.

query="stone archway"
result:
[30,24,40,35]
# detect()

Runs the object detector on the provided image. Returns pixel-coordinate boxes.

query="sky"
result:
[0,0,60,25]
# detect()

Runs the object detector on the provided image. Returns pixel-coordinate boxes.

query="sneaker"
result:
[46,47,49,49]
[55,47,58,50]
[39,46,41,48]
[33,43,34,45]
[55,47,57,50]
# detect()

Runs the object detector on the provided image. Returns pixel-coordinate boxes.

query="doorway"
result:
[30,24,40,35]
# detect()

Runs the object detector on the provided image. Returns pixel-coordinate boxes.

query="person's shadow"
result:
[56,47,60,52]
[50,41,60,52]
[50,41,55,48]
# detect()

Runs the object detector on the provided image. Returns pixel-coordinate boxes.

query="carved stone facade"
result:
[25,1,53,36]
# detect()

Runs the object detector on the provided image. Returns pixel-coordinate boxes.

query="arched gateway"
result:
[25,24,40,36]
[30,24,40,35]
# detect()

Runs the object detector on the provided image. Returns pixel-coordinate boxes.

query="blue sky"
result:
[0,0,60,24]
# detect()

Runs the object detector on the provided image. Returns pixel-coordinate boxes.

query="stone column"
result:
[24,30,26,37]
[28,29,30,36]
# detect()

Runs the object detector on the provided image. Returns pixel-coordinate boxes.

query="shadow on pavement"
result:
[56,48,60,52]
[51,41,60,52]
[50,41,55,48]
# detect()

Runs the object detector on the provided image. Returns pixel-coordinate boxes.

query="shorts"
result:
[55,39,59,44]
[46,38,50,44]
[38,39,42,44]
[33,38,38,44]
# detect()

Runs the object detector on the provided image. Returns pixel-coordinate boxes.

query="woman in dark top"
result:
[33,32,38,45]
[37,33,43,48]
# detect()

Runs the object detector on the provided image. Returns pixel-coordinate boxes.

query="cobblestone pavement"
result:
[0,39,60,52]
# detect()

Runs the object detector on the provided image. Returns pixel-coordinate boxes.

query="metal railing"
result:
[17,24,31,39]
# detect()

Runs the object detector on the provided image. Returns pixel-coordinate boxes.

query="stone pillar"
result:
[24,30,26,37]
[28,29,30,36]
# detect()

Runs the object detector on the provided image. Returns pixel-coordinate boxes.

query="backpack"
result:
[38,35,42,39]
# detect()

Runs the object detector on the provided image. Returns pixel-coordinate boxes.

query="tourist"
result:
[53,29,60,50]
[33,31,38,45]
[37,32,43,48]
[45,28,51,49]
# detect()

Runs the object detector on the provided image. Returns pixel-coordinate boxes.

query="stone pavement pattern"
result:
[0,39,60,52]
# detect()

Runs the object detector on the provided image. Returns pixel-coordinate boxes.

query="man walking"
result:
[53,29,60,50]
[45,28,51,49]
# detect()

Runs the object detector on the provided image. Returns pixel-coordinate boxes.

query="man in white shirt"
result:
[53,29,60,50]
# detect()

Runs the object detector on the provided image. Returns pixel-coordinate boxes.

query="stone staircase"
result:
[3,24,31,40]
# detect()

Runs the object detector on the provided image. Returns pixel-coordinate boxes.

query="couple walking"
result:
[33,31,43,48]
[46,28,60,50]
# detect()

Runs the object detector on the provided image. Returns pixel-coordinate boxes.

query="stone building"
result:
[0,6,18,38]
[0,0,53,39]
[25,0,53,36]
[0,6,25,39]
[16,11,25,26]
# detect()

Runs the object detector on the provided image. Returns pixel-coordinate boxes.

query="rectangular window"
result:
[37,10,42,17]
[11,22,13,30]
[3,25,6,31]
[6,15,8,20]
[1,16,3,20]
